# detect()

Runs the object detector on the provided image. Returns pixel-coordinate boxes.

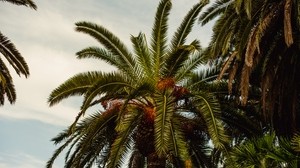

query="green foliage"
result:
[193,92,229,149]
[48,0,229,167]
[225,133,300,168]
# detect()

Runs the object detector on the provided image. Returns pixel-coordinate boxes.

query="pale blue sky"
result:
[0,0,213,167]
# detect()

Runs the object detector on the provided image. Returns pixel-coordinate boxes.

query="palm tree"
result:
[225,133,300,168]
[47,0,229,167]
[0,0,36,105]
[199,0,300,137]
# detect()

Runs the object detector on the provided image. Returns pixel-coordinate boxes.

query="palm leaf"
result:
[186,65,220,90]
[175,52,204,81]
[0,58,15,105]
[193,92,229,149]
[70,111,117,164]
[283,0,293,46]
[75,22,135,72]
[170,115,190,161]
[130,33,153,77]
[150,0,171,77]
[46,131,79,168]
[1,0,37,9]
[291,133,300,152]
[76,47,120,70]
[169,1,206,53]
[0,32,29,77]
[80,72,132,115]
[244,0,252,19]
[48,71,103,106]
[163,40,200,78]
[107,108,140,168]
[154,89,175,156]
[199,0,232,25]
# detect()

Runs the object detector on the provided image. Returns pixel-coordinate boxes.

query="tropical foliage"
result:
[225,133,300,168]
[0,0,36,105]
[47,0,229,167]
[200,0,300,136]
[46,0,300,167]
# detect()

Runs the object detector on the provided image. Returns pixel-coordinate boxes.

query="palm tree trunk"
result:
[147,152,166,168]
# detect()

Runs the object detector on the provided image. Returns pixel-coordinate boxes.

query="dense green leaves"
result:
[48,0,229,167]
[153,90,174,156]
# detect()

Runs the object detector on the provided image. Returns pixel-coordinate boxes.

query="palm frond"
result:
[107,109,140,168]
[75,22,135,71]
[210,10,237,57]
[51,111,117,167]
[0,32,30,77]
[150,0,171,77]
[243,0,252,19]
[175,52,204,81]
[1,0,37,9]
[291,133,300,152]
[47,126,81,168]
[193,92,229,149]
[154,90,175,157]
[169,1,206,53]
[130,33,153,77]
[163,40,200,78]
[48,71,103,106]
[283,0,293,47]
[170,115,190,161]
[76,47,120,70]
[186,64,220,90]
[199,0,233,25]
[80,72,132,115]
[3,78,15,104]
[0,58,15,105]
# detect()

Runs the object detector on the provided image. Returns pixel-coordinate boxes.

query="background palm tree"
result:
[200,0,300,137]
[0,0,36,105]
[225,133,300,168]
[47,0,229,167]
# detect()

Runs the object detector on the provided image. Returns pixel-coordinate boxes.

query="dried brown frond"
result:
[284,0,293,47]
[240,65,251,106]
[257,2,283,46]
[218,51,237,80]
[228,61,239,94]
[245,2,283,67]
[245,25,258,67]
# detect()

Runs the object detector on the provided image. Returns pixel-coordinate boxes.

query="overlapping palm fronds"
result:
[47,0,230,167]
[200,0,300,137]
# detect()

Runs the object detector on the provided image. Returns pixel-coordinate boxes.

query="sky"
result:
[0,0,214,167]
